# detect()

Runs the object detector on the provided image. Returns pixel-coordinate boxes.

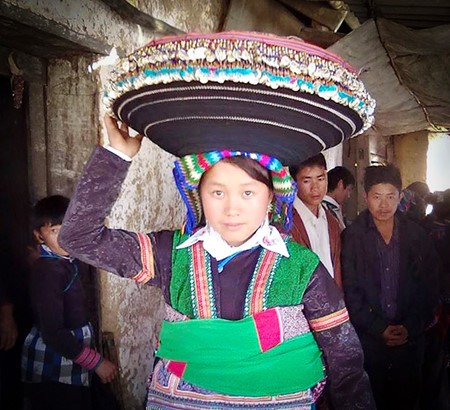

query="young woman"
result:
[59,31,376,409]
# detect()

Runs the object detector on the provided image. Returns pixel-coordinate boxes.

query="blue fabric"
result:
[217,247,258,273]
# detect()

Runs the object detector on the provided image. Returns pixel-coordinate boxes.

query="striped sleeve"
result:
[131,232,155,284]
[74,346,102,370]
[309,307,349,332]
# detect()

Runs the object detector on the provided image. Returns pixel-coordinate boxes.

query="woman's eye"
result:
[213,191,224,197]
[243,191,253,197]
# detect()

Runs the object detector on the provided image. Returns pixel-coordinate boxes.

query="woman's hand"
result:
[104,114,143,158]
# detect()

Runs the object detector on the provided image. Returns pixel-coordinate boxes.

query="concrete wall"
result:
[46,56,100,196]
[132,0,225,33]
[3,0,157,55]
[342,128,394,218]
[393,130,429,188]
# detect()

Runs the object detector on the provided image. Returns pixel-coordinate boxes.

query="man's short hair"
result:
[288,153,327,179]
[327,166,355,192]
[363,164,402,193]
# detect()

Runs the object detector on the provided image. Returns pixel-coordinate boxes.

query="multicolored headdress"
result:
[103,31,375,166]
[173,150,297,234]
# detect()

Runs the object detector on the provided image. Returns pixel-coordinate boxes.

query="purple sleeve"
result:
[302,263,376,410]
[59,146,145,279]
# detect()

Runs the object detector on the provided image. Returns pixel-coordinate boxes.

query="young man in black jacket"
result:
[341,164,440,410]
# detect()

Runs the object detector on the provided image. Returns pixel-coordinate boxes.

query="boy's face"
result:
[34,224,69,257]
[200,161,273,247]
[294,165,327,211]
[365,183,401,223]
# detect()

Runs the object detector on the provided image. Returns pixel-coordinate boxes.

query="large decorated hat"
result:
[103,31,375,166]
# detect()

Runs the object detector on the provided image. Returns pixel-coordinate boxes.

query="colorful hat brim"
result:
[104,32,375,166]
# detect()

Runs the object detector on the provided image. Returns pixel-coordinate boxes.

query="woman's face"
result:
[200,161,273,247]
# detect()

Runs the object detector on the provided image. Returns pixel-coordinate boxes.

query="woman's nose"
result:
[224,196,241,215]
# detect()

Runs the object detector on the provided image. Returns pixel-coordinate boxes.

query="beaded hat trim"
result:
[104,32,374,131]
[173,150,297,234]
[103,31,375,167]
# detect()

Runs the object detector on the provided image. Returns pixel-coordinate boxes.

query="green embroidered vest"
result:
[169,230,319,317]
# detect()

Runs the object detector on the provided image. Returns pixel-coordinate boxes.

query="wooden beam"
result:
[278,0,347,31]
[297,27,344,48]
[100,0,184,35]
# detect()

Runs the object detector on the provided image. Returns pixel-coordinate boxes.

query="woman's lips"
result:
[223,223,244,231]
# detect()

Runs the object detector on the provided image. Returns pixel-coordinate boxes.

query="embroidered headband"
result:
[173,150,297,234]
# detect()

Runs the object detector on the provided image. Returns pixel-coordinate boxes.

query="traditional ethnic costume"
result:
[60,32,376,409]
[21,245,101,409]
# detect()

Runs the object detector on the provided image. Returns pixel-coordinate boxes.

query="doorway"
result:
[0,74,31,410]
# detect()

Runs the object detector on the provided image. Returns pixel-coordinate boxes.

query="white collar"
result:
[294,196,327,225]
[323,195,340,209]
[176,218,290,260]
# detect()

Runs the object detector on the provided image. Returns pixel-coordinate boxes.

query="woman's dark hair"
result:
[31,195,70,230]
[363,164,402,193]
[288,153,327,180]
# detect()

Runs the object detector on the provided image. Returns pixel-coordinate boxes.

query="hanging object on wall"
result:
[8,52,25,109]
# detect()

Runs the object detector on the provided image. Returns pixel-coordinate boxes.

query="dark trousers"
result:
[23,381,93,410]
[0,344,24,410]
[363,338,425,410]
[421,325,449,410]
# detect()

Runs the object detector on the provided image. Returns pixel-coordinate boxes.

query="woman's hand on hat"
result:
[104,114,143,158]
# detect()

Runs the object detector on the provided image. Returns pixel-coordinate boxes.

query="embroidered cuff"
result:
[131,232,155,284]
[74,346,102,370]
[309,307,349,332]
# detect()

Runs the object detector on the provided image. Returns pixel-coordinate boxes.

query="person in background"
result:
[341,164,440,410]
[421,188,450,410]
[22,195,117,410]
[289,154,343,287]
[322,166,355,231]
[398,181,430,223]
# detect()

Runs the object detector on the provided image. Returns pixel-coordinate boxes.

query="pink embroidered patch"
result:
[253,308,282,352]
[167,360,187,377]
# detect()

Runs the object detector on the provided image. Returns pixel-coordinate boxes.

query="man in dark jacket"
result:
[341,164,440,410]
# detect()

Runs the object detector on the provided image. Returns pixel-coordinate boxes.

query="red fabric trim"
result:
[309,307,349,332]
[132,232,155,284]
[249,250,277,314]
[253,308,282,352]
[192,242,211,318]
[167,360,187,378]
[74,346,102,370]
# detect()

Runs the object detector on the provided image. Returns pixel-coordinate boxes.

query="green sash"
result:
[162,230,324,396]
[157,315,324,396]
